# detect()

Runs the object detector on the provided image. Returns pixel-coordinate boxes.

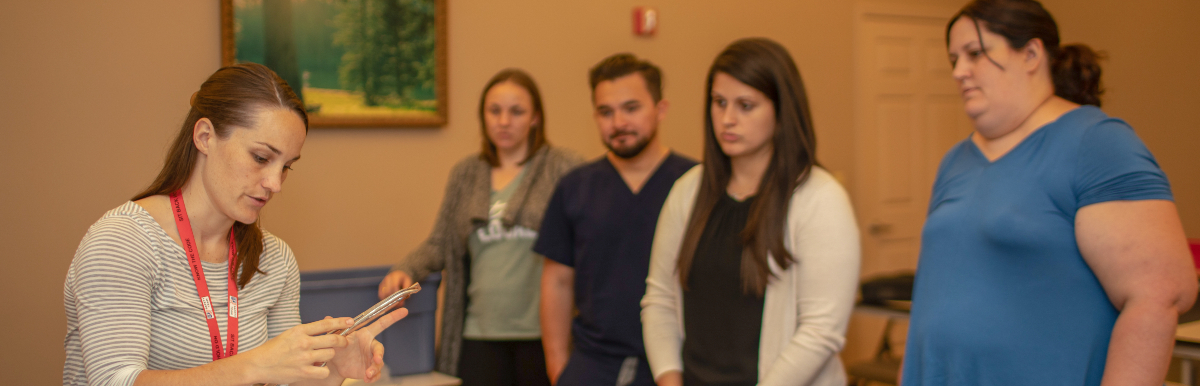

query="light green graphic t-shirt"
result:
[463,169,542,339]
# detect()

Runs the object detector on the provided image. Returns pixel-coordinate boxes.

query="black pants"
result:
[458,339,551,386]
[557,348,654,386]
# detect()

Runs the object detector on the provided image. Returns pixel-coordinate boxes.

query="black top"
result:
[682,194,764,386]
[534,153,697,358]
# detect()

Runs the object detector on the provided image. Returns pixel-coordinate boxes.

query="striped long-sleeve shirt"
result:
[63,201,301,386]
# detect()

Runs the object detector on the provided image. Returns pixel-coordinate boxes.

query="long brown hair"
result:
[948,0,1104,106]
[477,69,547,166]
[133,63,308,288]
[677,38,819,296]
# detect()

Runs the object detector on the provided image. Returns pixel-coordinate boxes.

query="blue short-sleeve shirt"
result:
[534,153,696,359]
[902,106,1173,386]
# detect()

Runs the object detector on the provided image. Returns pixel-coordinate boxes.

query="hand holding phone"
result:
[256,283,421,386]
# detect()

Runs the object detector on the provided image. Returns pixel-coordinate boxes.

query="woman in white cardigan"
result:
[641,38,861,386]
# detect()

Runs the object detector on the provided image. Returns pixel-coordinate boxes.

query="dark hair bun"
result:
[1052,44,1104,107]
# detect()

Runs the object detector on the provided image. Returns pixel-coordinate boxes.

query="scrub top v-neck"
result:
[534,153,697,358]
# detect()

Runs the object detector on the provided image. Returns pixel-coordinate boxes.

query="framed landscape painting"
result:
[221,0,447,127]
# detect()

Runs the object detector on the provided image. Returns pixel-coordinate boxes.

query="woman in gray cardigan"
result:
[379,69,582,385]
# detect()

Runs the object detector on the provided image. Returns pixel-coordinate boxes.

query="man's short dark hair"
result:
[588,53,663,102]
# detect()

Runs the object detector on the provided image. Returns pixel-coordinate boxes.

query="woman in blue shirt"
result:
[902,1,1197,385]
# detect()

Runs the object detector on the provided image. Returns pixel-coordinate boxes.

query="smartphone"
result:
[257,282,421,386]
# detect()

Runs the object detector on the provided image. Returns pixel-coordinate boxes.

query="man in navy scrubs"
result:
[536,53,697,386]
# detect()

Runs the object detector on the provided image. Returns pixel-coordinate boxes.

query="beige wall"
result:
[1046,0,1200,236]
[1,0,1195,384]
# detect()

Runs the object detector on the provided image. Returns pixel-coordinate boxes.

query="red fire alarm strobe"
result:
[633,7,658,36]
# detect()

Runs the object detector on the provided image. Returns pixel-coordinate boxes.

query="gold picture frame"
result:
[221,0,448,127]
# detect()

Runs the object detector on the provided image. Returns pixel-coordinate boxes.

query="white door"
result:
[844,2,973,365]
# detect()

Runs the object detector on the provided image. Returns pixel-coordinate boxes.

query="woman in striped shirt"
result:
[63,63,405,386]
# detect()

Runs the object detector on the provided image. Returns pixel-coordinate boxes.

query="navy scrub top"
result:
[534,153,696,359]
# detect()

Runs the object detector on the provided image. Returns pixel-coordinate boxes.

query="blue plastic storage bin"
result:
[299,265,440,377]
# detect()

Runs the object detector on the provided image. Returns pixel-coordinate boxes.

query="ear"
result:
[1022,38,1048,73]
[193,118,216,156]
[531,112,542,128]
[655,99,670,123]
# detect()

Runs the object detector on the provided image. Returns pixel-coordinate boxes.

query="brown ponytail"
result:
[134,63,308,288]
[948,0,1104,107]
[1052,44,1105,106]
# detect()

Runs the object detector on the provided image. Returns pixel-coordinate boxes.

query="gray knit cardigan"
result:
[392,145,584,376]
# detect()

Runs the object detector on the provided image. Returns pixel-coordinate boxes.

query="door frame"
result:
[851,1,958,266]
[843,1,959,365]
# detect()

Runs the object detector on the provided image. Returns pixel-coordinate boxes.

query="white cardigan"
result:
[641,166,861,386]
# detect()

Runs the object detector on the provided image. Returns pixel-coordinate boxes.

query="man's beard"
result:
[605,128,657,159]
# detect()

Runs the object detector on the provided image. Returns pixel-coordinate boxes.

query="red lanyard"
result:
[169,190,239,361]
